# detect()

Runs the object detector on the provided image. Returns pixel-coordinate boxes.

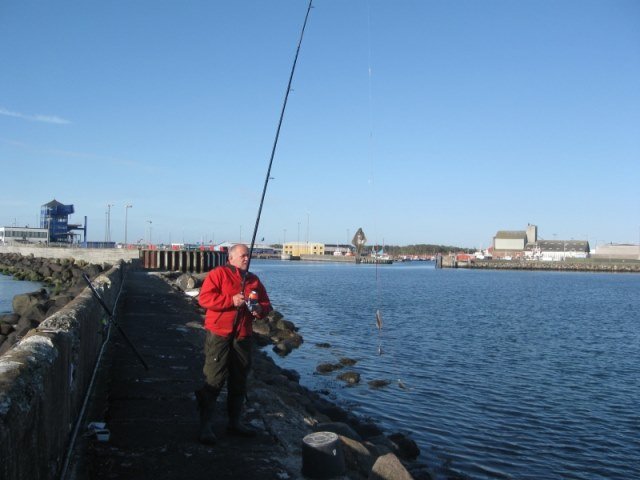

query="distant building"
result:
[0,226,49,245]
[283,242,325,256]
[592,244,640,260]
[526,240,590,261]
[40,199,86,244]
[324,244,354,256]
[493,224,537,258]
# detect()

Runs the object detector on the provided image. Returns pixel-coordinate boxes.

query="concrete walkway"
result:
[70,269,301,480]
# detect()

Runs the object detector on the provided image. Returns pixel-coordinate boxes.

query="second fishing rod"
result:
[231,0,313,335]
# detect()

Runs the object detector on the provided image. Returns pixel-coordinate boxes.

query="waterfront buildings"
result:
[0,226,49,245]
[282,242,325,256]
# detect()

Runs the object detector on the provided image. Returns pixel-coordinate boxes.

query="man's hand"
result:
[250,304,263,318]
[232,292,245,307]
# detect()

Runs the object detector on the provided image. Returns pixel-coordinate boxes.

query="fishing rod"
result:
[231,0,313,334]
[82,273,149,370]
[246,0,313,272]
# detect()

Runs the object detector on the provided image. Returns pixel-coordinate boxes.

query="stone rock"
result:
[12,289,48,316]
[280,368,300,383]
[265,310,283,322]
[275,318,296,332]
[337,371,361,385]
[368,453,414,480]
[20,303,48,323]
[367,434,395,449]
[0,332,17,355]
[357,422,386,441]
[388,433,420,460]
[315,342,331,348]
[339,357,357,366]
[315,422,362,441]
[316,362,343,374]
[14,316,39,338]
[252,318,271,336]
[0,313,20,325]
[175,273,199,291]
[273,341,293,357]
[340,435,376,477]
[0,324,13,335]
[368,379,391,389]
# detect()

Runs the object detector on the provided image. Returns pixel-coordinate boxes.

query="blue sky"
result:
[1,0,638,249]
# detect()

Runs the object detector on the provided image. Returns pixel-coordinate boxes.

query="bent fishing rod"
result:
[231,0,313,332]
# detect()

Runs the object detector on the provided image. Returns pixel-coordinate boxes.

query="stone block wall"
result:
[0,262,125,480]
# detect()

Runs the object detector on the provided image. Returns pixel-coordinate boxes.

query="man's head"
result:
[228,244,250,271]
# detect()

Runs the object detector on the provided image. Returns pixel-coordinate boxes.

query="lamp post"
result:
[124,204,132,246]
[146,220,152,245]
[105,204,114,243]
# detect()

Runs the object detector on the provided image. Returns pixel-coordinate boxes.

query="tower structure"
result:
[40,199,85,243]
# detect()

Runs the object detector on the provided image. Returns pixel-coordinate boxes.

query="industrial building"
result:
[0,226,49,245]
[283,242,325,256]
[592,244,640,260]
[40,199,86,244]
[493,224,590,260]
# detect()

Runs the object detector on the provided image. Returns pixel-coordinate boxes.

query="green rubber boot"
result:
[226,394,257,438]
[195,386,219,445]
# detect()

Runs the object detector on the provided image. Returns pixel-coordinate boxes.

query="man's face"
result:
[229,246,250,271]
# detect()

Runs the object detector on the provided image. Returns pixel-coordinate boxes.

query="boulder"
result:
[340,435,377,477]
[355,423,385,440]
[315,422,362,441]
[12,289,48,316]
[388,433,420,460]
[0,324,13,335]
[339,357,358,366]
[20,303,48,323]
[368,453,414,480]
[273,341,294,357]
[176,273,199,291]
[265,310,283,322]
[316,363,343,374]
[337,371,361,385]
[0,332,17,355]
[0,313,20,325]
[368,379,391,389]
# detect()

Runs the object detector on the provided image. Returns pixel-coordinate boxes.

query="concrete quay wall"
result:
[0,262,125,480]
[447,259,640,272]
[0,245,139,265]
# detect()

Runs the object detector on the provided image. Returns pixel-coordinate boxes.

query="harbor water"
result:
[251,260,640,480]
[0,274,44,314]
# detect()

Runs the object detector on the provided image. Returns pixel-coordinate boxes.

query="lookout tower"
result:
[40,199,86,243]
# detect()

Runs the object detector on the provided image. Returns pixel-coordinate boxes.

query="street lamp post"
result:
[124,204,132,246]
[105,204,114,243]
[146,220,152,245]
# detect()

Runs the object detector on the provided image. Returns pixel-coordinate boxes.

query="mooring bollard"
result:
[301,431,345,479]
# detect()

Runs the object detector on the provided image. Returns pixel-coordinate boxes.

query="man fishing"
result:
[195,243,272,445]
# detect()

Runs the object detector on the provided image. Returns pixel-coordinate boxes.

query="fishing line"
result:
[365,0,384,355]
[232,0,313,332]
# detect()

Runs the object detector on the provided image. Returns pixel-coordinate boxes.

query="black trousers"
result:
[203,332,252,397]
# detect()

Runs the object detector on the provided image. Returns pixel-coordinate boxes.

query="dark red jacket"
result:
[198,264,272,338]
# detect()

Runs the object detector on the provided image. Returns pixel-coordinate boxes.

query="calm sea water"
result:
[0,274,44,314]
[251,260,640,480]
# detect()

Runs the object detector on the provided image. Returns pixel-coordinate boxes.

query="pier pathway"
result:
[70,269,309,480]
